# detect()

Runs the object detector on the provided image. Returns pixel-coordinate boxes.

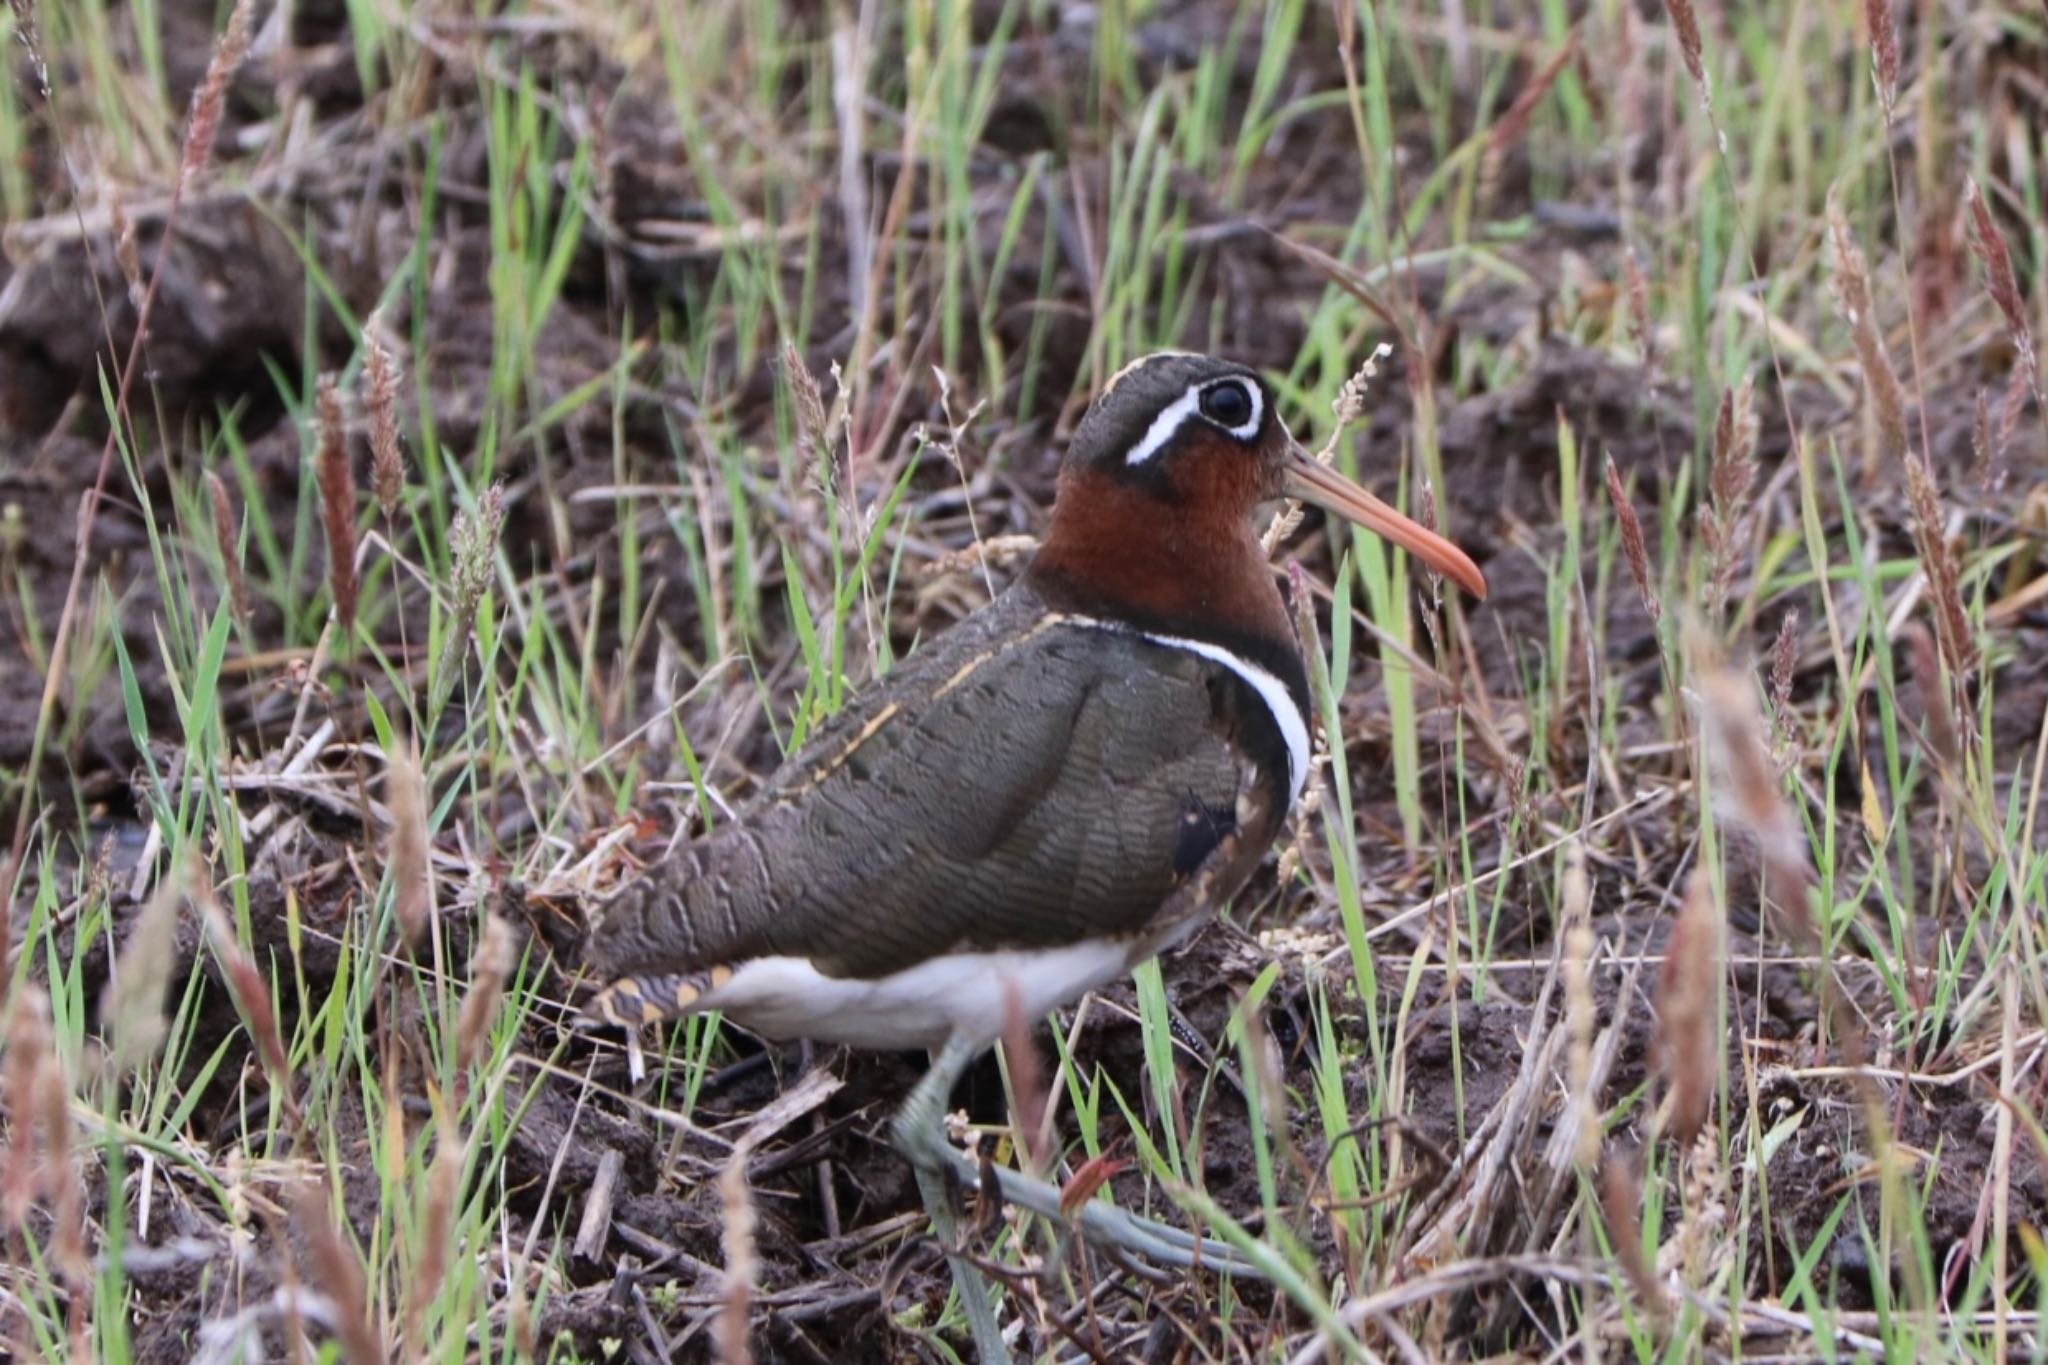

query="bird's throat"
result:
[1026,473,1291,657]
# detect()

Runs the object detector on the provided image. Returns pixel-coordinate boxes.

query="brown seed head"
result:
[197,880,292,1084]
[386,740,432,950]
[1695,657,1815,946]
[206,471,252,625]
[1605,454,1660,622]
[1662,0,1708,96]
[1903,452,1979,682]
[292,1184,383,1365]
[180,0,253,183]
[456,914,516,1075]
[104,875,183,1074]
[1866,0,1899,118]
[314,377,359,631]
[1827,205,1909,464]
[3,984,54,1232]
[1655,867,1722,1146]
[715,1145,759,1365]
[363,329,405,520]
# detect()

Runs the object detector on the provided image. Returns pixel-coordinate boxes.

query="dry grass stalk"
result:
[103,874,182,1074]
[386,739,432,950]
[1903,452,1979,685]
[1827,204,1909,469]
[205,471,252,625]
[181,0,254,181]
[292,1184,383,1365]
[456,914,515,1075]
[1698,376,1756,616]
[363,328,405,520]
[1599,1157,1666,1315]
[314,377,359,632]
[1559,841,1600,1169]
[1654,867,1722,1147]
[1696,659,1816,946]
[1661,0,1708,98]
[715,1144,759,1365]
[1604,455,1659,622]
[1866,0,1899,119]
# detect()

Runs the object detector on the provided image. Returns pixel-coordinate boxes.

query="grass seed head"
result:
[716,1145,759,1365]
[1966,178,2039,386]
[205,470,252,625]
[1655,867,1722,1147]
[3,984,54,1232]
[1768,608,1800,753]
[292,1184,382,1365]
[1866,0,1899,118]
[1903,452,1979,683]
[1971,386,2005,493]
[1662,0,1708,97]
[1699,376,1756,615]
[1695,658,1815,946]
[434,485,507,710]
[1605,454,1660,622]
[104,874,182,1074]
[1904,622,1959,770]
[363,326,405,520]
[386,739,432,950]
[781,341,832,479]
[197,881,292,1085]
[1623,246,1655,370]
[405,1116,464,1355]
[456,913,515,1075]
[1560,841,1600,1168]
[1600,1157,1666,1315]
[181,0,253,183]
[314,376,359,632]
[110,201,142,307]
[1827,205,1909,467]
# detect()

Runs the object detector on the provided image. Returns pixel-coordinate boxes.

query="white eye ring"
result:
[1124,377,1265,466]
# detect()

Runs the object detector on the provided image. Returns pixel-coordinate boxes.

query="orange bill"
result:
[1283,446,1488,600]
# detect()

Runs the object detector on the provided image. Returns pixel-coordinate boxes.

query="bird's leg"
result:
[895,1034,1013,1365]
[892,1035,1267,1291]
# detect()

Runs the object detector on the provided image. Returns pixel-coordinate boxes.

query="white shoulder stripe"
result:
[1063,616,1310,806]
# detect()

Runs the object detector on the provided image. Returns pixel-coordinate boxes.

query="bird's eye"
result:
[1199,380,1255,430]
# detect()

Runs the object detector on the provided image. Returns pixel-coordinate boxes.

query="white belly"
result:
[699,939,1139,1051]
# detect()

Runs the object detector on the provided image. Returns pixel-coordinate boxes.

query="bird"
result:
[580,350,1486,1360]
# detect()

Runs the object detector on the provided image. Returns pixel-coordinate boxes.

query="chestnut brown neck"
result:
[1026,465,1292,663]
